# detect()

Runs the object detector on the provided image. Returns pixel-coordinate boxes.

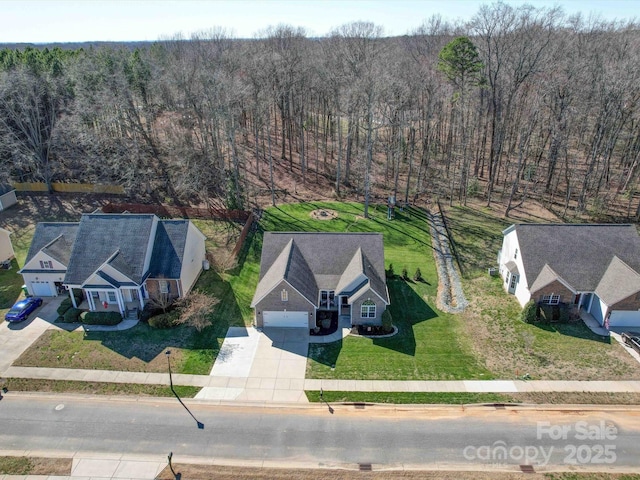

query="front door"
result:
[508,273,518,294]
[340,296,350,316]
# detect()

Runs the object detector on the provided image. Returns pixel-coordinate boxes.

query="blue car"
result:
[5,297,43,323]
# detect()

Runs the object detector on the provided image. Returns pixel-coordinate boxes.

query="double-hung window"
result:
[542,294,560,305]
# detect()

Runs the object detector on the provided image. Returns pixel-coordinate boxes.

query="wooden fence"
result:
[231,212,255,259]
[102,202,250,222]
[13,182,125,194]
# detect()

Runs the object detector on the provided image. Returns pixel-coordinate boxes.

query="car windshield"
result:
[7,306,24,314]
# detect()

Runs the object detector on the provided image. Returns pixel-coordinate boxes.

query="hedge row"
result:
[82,311,122,326]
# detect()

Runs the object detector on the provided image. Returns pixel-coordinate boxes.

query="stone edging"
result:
[349,325,398,339]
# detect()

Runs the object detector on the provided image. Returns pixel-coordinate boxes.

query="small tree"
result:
[386,263,394,279]
[146,286,173,313]
[174,291,219,331]
[401,267,408,280]
[413,267,423,282]
[381,309,393,334]
[521,300,538,324]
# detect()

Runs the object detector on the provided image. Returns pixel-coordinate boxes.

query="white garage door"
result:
[263,311,309,328]
[30,281,54,296]
[609,311,640,328]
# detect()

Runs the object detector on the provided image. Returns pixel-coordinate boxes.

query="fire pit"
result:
[310,209,338,220]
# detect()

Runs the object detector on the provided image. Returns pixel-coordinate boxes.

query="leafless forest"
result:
[1,2,640,220]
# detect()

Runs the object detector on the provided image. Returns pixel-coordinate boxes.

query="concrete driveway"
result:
[0,296,63,374]
[196,327,309,403]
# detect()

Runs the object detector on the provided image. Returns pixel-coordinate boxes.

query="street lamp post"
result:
[165,349,204,429]
[165,350,173,389]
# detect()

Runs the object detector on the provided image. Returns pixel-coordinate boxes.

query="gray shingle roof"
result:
[513,224,640,292]
[252,232,388,307]
[148,220,189,278]
[24,222,79,266]
[0,183,14,196]
[64,214,156,285]
[595,256,640,305]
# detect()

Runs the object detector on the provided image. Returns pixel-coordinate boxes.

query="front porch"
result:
[77,299,141,318]
[70,285,146,317]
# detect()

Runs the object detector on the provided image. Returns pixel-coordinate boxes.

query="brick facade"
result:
[146,278,181,302]
[531,280,574,304]
[351,289,385,326]
[254,280,314,328]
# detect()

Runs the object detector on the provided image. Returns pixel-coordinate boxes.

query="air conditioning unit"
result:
[488,267,498,276]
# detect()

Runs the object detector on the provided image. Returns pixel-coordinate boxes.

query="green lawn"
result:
[261,201,492,380]
[444,205,640,381]
[0,258,25,321]
[13,219,250,375]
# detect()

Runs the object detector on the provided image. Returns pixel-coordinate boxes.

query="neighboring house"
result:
[19,213,206,315]
[499,223,640,328]
[0,184,17,211]
[0,227,15,264]
[251,232,389,329]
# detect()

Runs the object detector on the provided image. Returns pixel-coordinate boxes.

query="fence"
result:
[101,202,251,222]
[231,212,255,259]
[13,182,125,194]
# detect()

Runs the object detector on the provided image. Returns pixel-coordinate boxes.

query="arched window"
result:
[361,300,376,318]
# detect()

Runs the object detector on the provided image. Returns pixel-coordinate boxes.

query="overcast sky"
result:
[1,0,637,43]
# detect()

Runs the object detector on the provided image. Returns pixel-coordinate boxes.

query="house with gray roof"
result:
[251,232,389,329]
[20,214,206,316]
[0,183,17,211]
[499,223,640,328]
[0,227,16,264]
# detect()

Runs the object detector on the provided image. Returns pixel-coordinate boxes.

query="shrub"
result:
[401,267,409,280]
[72,289,83,305]
[62,307,82,323]
[57,298,72,315]
[82,311,122,326]
[140,304,162,323]
[413,268,423,282]
[521,300,538,324]
[149,310,179,329]
[381,309,393,333]
[386,263,394,279]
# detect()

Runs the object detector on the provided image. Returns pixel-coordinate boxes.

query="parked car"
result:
[4,297,43,323]
[621,332,640,354]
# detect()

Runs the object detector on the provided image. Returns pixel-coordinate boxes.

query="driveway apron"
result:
[0,297,63,374]
[196,327,309,403]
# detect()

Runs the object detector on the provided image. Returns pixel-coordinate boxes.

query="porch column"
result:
[70,290,77,308]
[138,286,144,309]
[116,289,125,315]
[87,291,94,311]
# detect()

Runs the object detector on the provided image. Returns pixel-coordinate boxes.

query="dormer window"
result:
[39,260,53,269]
[281,289,288,302]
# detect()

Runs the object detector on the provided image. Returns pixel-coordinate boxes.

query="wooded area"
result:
[1,2,639,220]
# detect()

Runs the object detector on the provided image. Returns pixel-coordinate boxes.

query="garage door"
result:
[609,311,640,328]
[30,281,54,296]
[263,311,309,328]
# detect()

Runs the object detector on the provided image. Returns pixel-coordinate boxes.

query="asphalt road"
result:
[1,395,640,470]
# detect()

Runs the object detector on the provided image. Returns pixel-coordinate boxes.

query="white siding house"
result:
[499,223,640,328]
[0,227,15,264]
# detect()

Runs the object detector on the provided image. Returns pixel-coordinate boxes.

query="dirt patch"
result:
[156,465,559,480]
[309,208,338,220]
[0,456,71,476]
